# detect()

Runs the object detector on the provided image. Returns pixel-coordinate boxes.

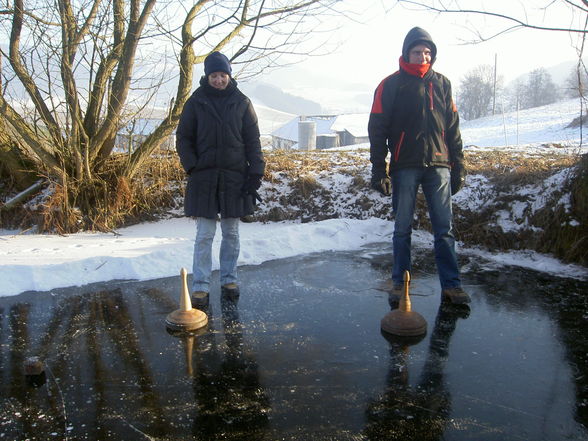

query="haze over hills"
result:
[239,82,323,116]
[240,58,585,116]
[239,63,374,115]
[4,46,582,130]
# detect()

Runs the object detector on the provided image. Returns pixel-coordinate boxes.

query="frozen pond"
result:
[1,244,587,440]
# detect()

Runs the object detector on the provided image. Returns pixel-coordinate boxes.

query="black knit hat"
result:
[402,27,437,63]
[204,51,232,76]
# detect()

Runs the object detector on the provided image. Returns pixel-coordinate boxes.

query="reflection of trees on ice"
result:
[0,283,272,440]
[364,303,470,440]
[0,288,177,440]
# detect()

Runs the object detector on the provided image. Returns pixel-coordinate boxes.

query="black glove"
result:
[450,165,466,195]
[243,174,262,192]
[371,176,391,196]
[242,174,263,202]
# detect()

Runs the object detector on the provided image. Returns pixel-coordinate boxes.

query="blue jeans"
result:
[391,167,461,289]
[192,217,240,292]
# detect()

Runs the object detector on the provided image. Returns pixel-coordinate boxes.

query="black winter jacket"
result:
[176,77,265,219]
[368,28,464,181]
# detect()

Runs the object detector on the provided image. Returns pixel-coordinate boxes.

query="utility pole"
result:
[492,53,497,115]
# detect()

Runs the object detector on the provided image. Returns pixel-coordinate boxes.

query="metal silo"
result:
[298,119,316,151]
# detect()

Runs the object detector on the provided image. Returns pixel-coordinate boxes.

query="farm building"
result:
[271,113,369,150]
[115,118,176,153]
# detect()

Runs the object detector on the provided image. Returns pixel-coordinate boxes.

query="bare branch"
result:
[93,0,158,161]
[0,7,60,26]
[397,0,588,36]
[0,95,63,180]
[232,0,266,59]
[8,0,64,148]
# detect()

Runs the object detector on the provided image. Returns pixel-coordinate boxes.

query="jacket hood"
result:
[402,27,437,64]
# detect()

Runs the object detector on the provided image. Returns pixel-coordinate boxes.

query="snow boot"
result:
[441,287,471,305]
[221,283,240,299]
[191,291,209,309]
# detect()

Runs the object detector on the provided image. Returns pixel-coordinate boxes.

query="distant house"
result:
[271,113,369,150]
[115,118,176,152]
[330,113,369,146]
[271,115,337,150]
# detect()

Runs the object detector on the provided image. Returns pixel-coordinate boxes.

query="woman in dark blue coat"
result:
[176,51,265,304]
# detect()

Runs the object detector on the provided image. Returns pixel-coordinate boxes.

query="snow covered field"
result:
[1,99,587,297]
[461,98,585,150]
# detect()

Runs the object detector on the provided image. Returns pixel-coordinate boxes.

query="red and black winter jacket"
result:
[368,58,464,181]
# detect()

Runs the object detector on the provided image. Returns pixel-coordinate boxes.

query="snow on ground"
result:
[461,98,585,152]
[0,218,393,296]
[1,99,587,297]
[252,103,295,136]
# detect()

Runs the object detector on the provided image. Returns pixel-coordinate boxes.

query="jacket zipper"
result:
[441,129,448,158]
[199,99,224,166]
[424,81,434,166]
[394,132,405,162]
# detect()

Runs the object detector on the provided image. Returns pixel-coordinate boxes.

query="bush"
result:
[1,148,586,266]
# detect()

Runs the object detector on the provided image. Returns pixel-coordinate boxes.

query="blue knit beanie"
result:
[204,52,232,76]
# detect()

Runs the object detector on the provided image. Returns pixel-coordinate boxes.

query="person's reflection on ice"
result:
[191,294,270,440]
[364,302,469,440]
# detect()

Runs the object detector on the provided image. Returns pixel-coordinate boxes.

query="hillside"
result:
[248,98,587,266]
[1,99,586,271]
[460,98,583,148]
[251,103,296,136]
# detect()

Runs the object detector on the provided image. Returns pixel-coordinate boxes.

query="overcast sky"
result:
[229,0,585,113]
[253,0,585,90]
[338,1,580,82]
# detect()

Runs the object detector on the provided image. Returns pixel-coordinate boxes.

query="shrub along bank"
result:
[1,148,586,266]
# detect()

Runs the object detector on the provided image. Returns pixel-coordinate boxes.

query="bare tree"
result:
[457,64,500,120]
[521,67,559,109]
[566,63,588,97]
[394,0,588,42]
[508,78,527,111]
[0,0,342,230]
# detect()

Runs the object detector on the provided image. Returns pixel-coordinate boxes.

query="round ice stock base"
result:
[165,268,208,332]
[381,270,427,337]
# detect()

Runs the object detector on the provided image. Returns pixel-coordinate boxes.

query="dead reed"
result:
[1,147,586,266]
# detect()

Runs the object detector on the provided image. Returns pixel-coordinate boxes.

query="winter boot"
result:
[191,291,209,308]
[388,285,404,308]
[441,287,471,305]
[221,283,240,298]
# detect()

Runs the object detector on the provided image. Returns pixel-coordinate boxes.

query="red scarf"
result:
[399,56,430,78]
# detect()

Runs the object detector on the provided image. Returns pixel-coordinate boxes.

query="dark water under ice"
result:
[1,244,587,440]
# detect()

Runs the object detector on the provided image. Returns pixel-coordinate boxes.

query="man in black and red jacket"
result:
[368,26,470,305]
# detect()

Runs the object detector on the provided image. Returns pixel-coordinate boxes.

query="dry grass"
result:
[1,147,586,266]
[1,151,185,234]
[536,153,588,265]
[464,150,579,187]
[460,150,587,265]
[264,149,369,179]
[260,149,587,266]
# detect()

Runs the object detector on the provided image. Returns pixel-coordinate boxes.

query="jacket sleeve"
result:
[368,76,394,181]
[175,97,198,174]
[242,100,265,176]
[443,79,464,169]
